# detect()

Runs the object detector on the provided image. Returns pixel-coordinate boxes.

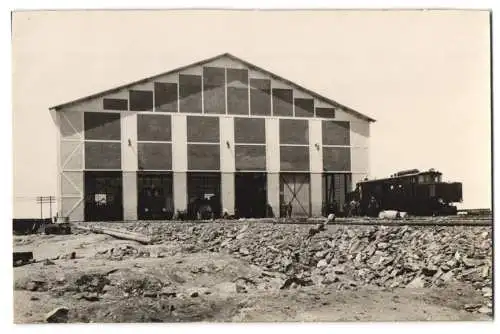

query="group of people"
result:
[327,195,380,218]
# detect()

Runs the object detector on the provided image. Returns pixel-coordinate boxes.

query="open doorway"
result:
[137,172,174,220]
[84,171,123,222]
[235,172,267,218]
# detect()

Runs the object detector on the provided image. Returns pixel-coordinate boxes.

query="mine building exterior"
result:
[51,53,375,222]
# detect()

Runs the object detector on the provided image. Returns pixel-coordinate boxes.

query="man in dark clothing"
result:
[367,196,380,217]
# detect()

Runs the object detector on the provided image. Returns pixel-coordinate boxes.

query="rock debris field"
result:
[13,219,493,323]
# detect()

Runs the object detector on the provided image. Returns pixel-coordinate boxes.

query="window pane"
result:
[130,90,153,111]
[316,107,336,118]
[227,68,248,87]
[234,117,265,144]
[188,144,220,170]
[322,120,350,145]
[84,112,121,140]
[323,147,351,171]
[272,88,293,117]
[103,98,128,110]
[138,143,172,170]
[85,142,121,169]
[154,82,178,113]
[280,146,309,171]
[235,145,266,170]
[186,116,220,142]
[227,87,249,115]
[203,67,225,85]
[280,119,309,145]
[137,114,171,141]
[250,79,271,116]
[294,98,314,118]
[179,74,202,114]
[203,66,226,115]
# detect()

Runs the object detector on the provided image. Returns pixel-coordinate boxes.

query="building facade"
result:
[51,53,375,222]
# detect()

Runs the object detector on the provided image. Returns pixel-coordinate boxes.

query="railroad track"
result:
[72,215,493,228]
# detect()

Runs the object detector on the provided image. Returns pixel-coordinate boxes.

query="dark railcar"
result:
[347,169,463,216]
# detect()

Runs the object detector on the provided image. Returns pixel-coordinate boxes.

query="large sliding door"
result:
[84,171,123,222]
[280,173,311,217]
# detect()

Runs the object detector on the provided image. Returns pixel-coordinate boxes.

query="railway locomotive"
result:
[346,169,463,217]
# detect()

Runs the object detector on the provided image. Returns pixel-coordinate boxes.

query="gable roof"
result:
[50,53,376,122]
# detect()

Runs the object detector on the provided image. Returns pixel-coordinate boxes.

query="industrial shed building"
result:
[51,53,375,222]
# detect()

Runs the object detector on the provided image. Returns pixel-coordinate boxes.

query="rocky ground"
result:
[13,219,493,323]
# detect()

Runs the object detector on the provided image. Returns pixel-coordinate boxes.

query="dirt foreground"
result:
[13,221,493,323]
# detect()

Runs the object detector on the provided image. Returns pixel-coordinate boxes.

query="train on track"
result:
[346,169,463,217]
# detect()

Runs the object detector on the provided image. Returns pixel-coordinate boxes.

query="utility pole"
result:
[36,196,56,222]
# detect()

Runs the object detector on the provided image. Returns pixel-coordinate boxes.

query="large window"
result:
[323,147,351,171]
[280,119,308,145]
[137,114,171,142]
[235,146,266,171]
[234,118,265,144]
[84,112,121,170]
[280,146,309,171]
[137,114,172,170]
[130,90,153,111]
[84,112,121,140]
[279,119,309,171]
[203,67,226,115]
[272,88,293,117]
[294,98,314,118]
[250,79,271,116]
[187,145,220,170]
[234,117,266,171]
[154,82,178,113]
[187,116,220,170]
[138,143,172,170]
[186,116,220,143]
[227,68,249,115]
[322,120,351,172]
[322,120,350,146]
[85,142,121,169]
[179,74,202,114]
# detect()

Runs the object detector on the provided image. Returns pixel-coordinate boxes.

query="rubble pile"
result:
[95,222,493,290]
[80,221,493,314]
[99,223,491,287]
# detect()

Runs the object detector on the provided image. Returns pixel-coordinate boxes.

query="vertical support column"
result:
[266,118,280,216]
[309,119,323,217]
[54,110,62,217]
[121,111,138,220]
[122,172,137,220]
[173,172,187,211]
[310,174,322,217]
[350,120,371,189]
[220,116,235,214]
[267,173,280,218]
[172,114,188,211]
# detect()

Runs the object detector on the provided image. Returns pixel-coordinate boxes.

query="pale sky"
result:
[12,10,491,217]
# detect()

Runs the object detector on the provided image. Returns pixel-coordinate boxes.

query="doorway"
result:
[322,173,352,216]
[279,173,311,217]
[84,171,123,222]
[186,172,222,219]
[137,172,174,220]
[235,172,267,218]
